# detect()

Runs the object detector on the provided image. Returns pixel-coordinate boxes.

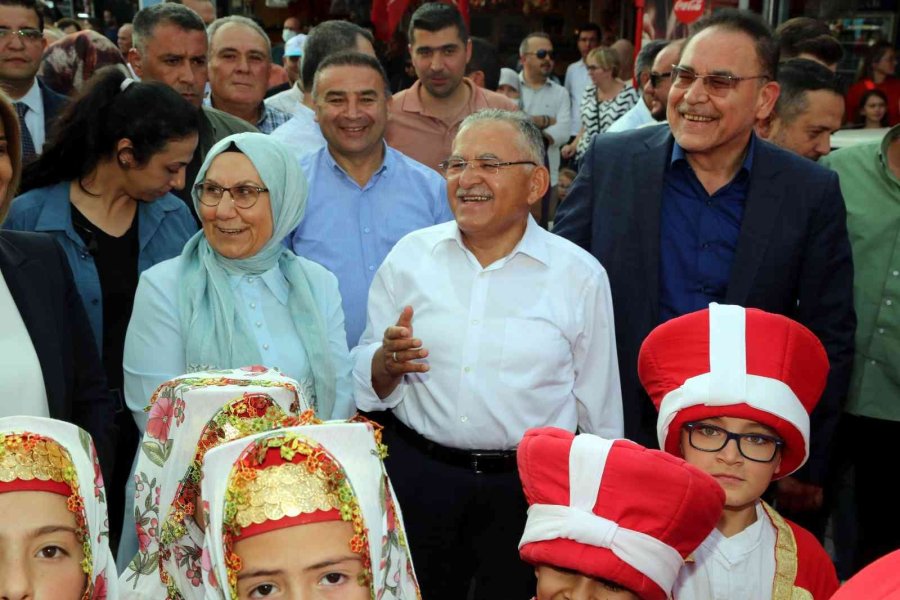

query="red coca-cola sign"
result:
[673,0,705,24]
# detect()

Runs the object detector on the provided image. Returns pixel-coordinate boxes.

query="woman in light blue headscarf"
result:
[116,133,353,568]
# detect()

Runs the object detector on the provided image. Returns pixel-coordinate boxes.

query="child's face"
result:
[535,565,640,600]
[679,416,782,512]
[233,520,369,600]
[0,491,87,600]
[862,95,886,125]
[498,84,520,100]
[557,175,574,200]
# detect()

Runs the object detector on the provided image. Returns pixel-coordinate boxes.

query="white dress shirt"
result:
[0,270,49,417]
[265,83,304,115]
[270,103,326,159]
[606,97,655,133]
[518,75,572,186]
[564,59,590,137]
[352,216,623,450]
[17,80,46,153]
[673,502,777,600]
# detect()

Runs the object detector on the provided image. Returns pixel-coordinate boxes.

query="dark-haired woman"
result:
[857,89,890,129]
[3,66,200,555]
[845,42,900,126]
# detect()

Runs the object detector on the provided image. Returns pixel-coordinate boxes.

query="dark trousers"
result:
[382,418,535,600]
[846,414,900,572]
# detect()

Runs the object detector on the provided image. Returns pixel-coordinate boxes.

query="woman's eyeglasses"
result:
[195,182,269,209]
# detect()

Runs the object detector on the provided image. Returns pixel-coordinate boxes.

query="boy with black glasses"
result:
[638,303,839,599]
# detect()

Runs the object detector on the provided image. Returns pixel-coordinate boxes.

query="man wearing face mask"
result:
[272,16,301,64]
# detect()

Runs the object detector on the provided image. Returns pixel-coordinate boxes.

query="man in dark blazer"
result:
[554,9,855,516]
[0,0,69,160]
[0,231,117,483]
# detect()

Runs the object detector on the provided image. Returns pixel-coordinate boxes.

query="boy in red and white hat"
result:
[517,427,726,600]
[639,303,840,600]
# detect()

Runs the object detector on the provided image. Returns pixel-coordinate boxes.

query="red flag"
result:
[371,0,412,42]
[452,0,469,26]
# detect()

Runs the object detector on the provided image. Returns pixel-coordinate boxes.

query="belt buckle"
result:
[471,454,483,474]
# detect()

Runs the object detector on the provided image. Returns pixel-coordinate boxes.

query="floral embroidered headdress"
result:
[121,366,310,600]
[201,421,422,600]
[0,416,116,600]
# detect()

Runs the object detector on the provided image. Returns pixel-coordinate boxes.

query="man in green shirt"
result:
[820,123,900,571]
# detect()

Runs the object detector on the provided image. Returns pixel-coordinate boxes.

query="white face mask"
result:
[283,28,298,43]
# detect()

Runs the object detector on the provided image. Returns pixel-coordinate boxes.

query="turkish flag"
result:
[453,0,469,25]
[371,0,412,41]
[372,0,470,42]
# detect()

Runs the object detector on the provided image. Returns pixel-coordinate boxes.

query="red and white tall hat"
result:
[638,303,830,478]
[518,427,725,600]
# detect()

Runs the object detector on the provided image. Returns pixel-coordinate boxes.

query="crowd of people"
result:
[1,0,900,597]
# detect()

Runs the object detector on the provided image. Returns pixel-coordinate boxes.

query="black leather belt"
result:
[389,414,517,474]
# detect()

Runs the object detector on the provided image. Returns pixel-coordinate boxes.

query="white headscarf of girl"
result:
[119,366,311,600]
[201,421,421,599]
[0,416,117,599]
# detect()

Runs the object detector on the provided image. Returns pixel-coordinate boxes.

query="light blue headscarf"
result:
[177,132,336,416]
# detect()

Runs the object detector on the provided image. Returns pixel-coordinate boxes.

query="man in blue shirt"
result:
[554,9,854,527]
[290,51,452,347]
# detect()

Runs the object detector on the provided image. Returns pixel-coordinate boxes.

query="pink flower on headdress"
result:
[91,573,107,600]
[202,547,219,588]
[147,397,174,442]
[136,522,151,553]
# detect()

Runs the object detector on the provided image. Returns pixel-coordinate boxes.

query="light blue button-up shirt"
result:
[123,255,354,427]
[290,143,453,346]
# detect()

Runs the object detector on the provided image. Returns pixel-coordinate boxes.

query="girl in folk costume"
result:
[638,303,840,600]
[517,427,725,600]
[0,416,117,599]
[119,366,311,600]
[201,421,420,600]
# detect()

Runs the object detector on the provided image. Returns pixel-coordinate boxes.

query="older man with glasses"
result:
[353,108,622,600]
[0,0,67,162]
[554,8,855,530]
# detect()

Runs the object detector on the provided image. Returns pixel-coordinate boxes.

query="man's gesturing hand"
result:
[371,306,429,399]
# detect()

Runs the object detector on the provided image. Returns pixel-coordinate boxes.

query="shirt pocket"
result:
[499,317,569,389]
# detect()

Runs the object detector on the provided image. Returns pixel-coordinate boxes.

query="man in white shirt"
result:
[270,20,375,159]
[606,39,666,133]
[0,0,67,162]
[564,23,600,138]
[353,108,623,600]
[518,32,571,186]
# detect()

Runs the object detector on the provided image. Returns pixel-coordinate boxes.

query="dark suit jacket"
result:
[553,125,856,485]
[39,79,69,142]
[0,230,116,481]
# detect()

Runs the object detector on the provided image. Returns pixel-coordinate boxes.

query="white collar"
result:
[18,79,43,115]
[702,502,769,566]
[431,215,550,269]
